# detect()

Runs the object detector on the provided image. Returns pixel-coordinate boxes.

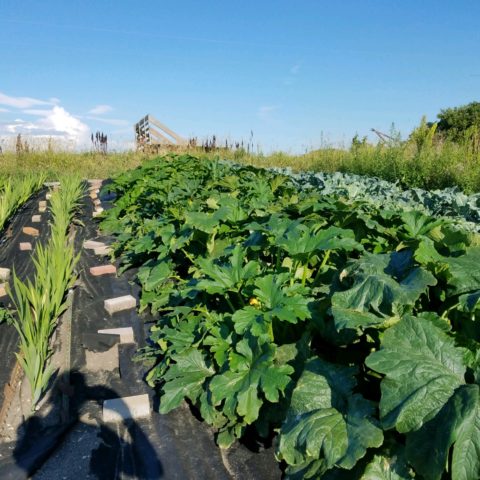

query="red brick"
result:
[23,226,40,237]
[89,264,117,276]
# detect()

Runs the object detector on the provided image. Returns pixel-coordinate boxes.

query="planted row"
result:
[10,177,83,409]
[0,175,46,231]
[101,154,480,479]
[284,168,480,231]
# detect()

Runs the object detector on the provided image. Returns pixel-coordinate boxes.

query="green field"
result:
[98,153,480,479]
[2,130,480,193]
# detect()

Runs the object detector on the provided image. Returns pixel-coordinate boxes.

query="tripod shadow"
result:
[1,369,163,480]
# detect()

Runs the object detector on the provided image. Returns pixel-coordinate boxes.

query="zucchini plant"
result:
[102,154,480,479]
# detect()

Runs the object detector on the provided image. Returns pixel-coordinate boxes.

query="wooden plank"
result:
[149,126,173,145]
[148,115,186,145]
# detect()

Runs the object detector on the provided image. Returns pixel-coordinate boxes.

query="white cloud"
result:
[0,108,10,113]
[88,104,113,115]
[0,92,53,109]
[1,106,90,145]
[45,106,90,142]
[257,105,280,121]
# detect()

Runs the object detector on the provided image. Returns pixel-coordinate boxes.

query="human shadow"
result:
[0,369,163,480]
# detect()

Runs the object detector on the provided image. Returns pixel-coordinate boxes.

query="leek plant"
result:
[0,175,46,231]
[9,176,84,409]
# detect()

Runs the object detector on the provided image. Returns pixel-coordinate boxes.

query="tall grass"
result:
[0,132,479,192]
[209,136,480,193]
[0,150,147,180]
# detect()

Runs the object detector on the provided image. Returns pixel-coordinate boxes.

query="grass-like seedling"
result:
[9,176,84,409]
[0,175,46,231]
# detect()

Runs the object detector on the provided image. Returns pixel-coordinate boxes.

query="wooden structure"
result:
[134,114,187,152]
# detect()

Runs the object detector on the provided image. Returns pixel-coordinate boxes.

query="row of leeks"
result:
[0,175,47,232]
[9,177,84,409]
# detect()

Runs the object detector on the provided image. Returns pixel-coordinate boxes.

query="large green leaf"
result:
[159,349,215,413]
[277,224,362,257]
[399,210,446,239]
[405,384,480,480]
[445,247,480,295]
[137,260,172,291]
[452,385,480,480]
[254,274,313,323]
[196,245,259,294]
[366,315,467,433]
[332,252,436,333]
[361,447,414,479]
[213,196,248,223]
[209,338,293,424]
[277,358,383,471]
[232,306,270,338]
[458,291,480,312]
[184,210,219,233]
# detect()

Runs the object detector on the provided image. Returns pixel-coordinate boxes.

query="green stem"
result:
[268,320,274,342]
[440,303,458,320]
[290,260,299,286]
[181,248,196,265]
[301,261,309,287]
[313,249,331,284]
[275,246,282,271]
[225,294,236,313]
[236,290,246,307]
[320,249,331,270]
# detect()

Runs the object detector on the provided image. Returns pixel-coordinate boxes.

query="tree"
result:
[436,101,480,141]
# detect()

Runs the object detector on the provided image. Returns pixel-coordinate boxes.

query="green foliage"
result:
[102,154,480,479]
[1,125,480,193]
[0,307,13,324]
[9,176,83,409]
[437,101,480,141]
[277,359,383,476]
[408,115,437,152]
[0,175,46,231]
[366,316,480,480]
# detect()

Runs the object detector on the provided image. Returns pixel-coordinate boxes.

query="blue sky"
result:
[1,0,479,152]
